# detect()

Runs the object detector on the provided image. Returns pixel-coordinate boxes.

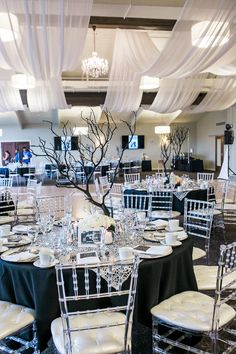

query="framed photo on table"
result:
[78,229,102,246]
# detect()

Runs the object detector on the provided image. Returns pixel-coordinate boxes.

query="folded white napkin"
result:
[134,245,171,256]
[76,251,100,265]
[3,251,35,262]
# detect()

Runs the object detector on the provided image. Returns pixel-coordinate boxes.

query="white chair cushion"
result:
[151,210,180,219]
[194,265,236,291]
[17,208,35,216]
[0,216,15,224]
[151,291,235,332]
[192,247,206,261]
[222,204,236,210]
[51,312,130,354]
[0,301,35,340]
[213,209,222,216]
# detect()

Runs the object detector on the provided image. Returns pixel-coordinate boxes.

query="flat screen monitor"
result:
[122,135,145,149]
[54,136,78,151]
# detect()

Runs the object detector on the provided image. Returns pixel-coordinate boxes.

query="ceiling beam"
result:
[89,16,176,30]
[20,90,206,111]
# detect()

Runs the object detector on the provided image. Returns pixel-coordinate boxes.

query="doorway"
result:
[1,141,30,166]
[215,135,224,172]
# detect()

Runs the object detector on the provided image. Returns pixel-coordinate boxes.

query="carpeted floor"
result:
[42,218,235,354]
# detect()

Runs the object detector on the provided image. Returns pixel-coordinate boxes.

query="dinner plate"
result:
[0,246,8,253]
[151,220,168,228]
[161,240,182,247]
[176,232,188,241]
[0,231,14,237]
[165,226,184,232]
[33,259,59,268]
[12,225,30,234]
[143,231,165,242]
[2,236,31,247]
[133,245,172,259]
[1,248,38,262]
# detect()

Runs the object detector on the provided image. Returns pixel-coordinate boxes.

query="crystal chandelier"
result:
[81,25,109,79]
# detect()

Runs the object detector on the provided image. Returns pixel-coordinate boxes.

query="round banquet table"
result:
[0,237,197,350]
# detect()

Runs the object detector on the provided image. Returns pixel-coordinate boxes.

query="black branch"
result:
[32,110,136,216]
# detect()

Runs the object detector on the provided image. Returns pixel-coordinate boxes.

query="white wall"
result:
[0,120,197,170]
[196,107,236,171]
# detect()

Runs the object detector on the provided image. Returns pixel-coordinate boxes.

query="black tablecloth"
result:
[0,167,9,178]
[174,159,204,172]
[142,160,152,172]
[0,238,196,350]
[16,167,29,176]
[124,188,207,215]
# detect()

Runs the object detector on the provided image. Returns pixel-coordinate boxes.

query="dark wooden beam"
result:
[90,16,176,30]
[20,90,206,109]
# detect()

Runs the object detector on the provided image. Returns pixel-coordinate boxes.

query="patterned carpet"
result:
[42,218,235,354]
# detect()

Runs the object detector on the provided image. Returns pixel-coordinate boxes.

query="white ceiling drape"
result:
[0,69,24,111]
[150,74,207,113]
[104,0,236,114]
[188,77,236,113]
[104,30,158,112]
[0,0,92,111]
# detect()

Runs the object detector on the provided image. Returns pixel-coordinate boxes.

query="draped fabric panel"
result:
[103,29,158,112]
[0,86,24,111]
[104,0,236,113]
[150,74,207,113]
[146,0,236,78]
[0,69,24,111]
[188,77,236,113]
[0,0,92,111]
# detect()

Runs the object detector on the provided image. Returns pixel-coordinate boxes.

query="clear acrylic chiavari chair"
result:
[184,198,215,264]
[151,242,236,354]
[51,257,140,354]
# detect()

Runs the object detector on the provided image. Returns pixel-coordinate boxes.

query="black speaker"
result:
[224,130,234,144]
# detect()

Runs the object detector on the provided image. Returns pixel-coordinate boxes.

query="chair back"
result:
[94,178,102,199]
[0,177,13,188]
[99,175,109,185]
[124,173,140,184]
[150,190,173,212]
[55,257,140,353]
[122,193,152,216]
[0,189,17,223]
[184,198,215,262]
[36,195,64,220]
[212,242,236,333]
[110,183,123,196]
[197,172,214,182]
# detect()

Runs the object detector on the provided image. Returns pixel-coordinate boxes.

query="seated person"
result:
[22,147,32,165]
[2,150,11,166]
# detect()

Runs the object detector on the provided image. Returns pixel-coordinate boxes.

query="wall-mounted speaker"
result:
[224,129,234,145]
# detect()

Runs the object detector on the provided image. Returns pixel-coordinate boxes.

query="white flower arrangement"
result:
[169,172,182,185]
[78,212,115,231]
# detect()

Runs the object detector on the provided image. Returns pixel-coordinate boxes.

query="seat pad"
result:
[0,300,35,340]
[194,265,236,290]
[151,291,235,332]
[192,247,206,261]
[51,311,130,354]
[151,210,180,219]
[0,216,15,224]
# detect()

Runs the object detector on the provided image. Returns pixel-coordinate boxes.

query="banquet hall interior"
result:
[0,1,235,354]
